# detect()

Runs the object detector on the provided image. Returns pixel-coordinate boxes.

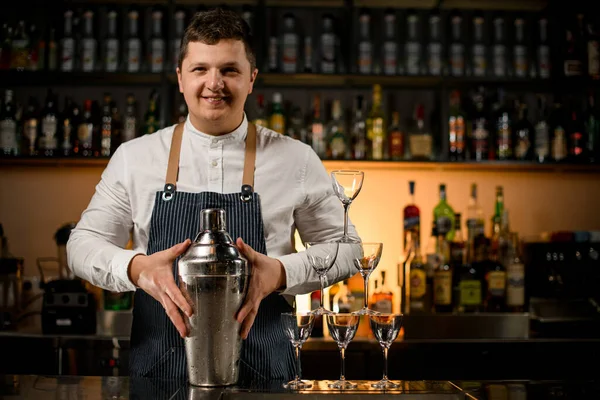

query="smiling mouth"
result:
[203,96,229,104]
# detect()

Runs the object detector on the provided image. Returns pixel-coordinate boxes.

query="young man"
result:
[67,8,361,381]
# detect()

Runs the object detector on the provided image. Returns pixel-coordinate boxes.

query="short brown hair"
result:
[178,8,256,70]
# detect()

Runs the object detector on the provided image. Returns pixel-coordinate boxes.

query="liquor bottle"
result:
[143,91,160,135]
[110,101,122,154]
[122,93,137,142]
[150,10,165,73]
[357,9,373,75]
[506,232,525,313]
[513,17,529,78]
[172,10,186,70]
[403,180,420,259]
[382,10,398,76]
[449,10,465,76]
[482,239,507,313]
[22,97,39,157]
[587,20,600,79]
[534,94,550,163]
[433,183,455,242]
[568,106,586,162]
[80,10,97,72]
[466,183,485,247]
[303,35,314,73]
[408,103,432,160]
[286,106,308,143]
[60,97,76,157]
[367,84,386,160]
[326,99,347,159]
[427,10,442,76]
[490,185,504,240]
[448,90,466,161]
[1,89,18,156]
[350,95,368,160]
[450,213,465,268]
[563,16,583,77]
[495,89,513,160]
[371,270,393,313]
[269,92,284,134]
[433,230,453,313]
[470,86,490,161]
[388,111,404,160]
[537,17,551,79]
[409,236,429,314]
[281,13,299,73]
[61,10,75,72]
[251,94,268,128]
[549,99,568,162]
[48,28,58,71]
[310,94,326,158]
[125,10,142,73]
[471,13,487,77]
[104,10,119,72]
[10,21,29,71]
[77,99,95,157]
[100,93,113,157]
[40,90,59,157]
[405,9,422,76]
[492,15,507,77]
[319,15,337,74]
[514,101,534,161]
[457,239,482,313]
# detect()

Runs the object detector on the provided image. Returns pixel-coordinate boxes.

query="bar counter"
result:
[2,375,600,399]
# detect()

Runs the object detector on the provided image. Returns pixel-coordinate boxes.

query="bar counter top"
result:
[3,375,600,400]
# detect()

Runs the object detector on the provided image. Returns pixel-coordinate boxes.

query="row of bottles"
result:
[0,6,254,73]
[0,89,162,157]
[249,84,600,164]
[402,182,526,314]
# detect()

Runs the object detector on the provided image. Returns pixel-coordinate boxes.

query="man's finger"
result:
[166,282,193,317]
[236,238,254,263]
[169,239,191,259]
[235,299,253,325]
[162,295,188,338]
[240,307,258,340]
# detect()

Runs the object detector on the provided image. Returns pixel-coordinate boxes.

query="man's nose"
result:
[207,70,224,91]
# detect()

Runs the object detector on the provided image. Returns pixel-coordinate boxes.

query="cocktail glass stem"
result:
[343,203,350,239]
[339,346,346,382]
[295,345,302,383]
[382,346,389,381]
[363,273,370,311]
[319,274,326,309]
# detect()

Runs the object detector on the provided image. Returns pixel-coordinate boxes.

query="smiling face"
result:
[176,39,258,135]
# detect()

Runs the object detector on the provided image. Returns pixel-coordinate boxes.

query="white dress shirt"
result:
[67,113,361,297]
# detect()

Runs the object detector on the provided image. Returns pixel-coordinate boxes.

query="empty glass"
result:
[369,313,404,389]
[304,241,339,315]
[353,242,383,315]
[331,170,364,243]
[281,312,315,390]
[326,313,360,390]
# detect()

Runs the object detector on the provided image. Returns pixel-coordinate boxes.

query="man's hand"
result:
[235,238,286,340]
[128,239,193,338]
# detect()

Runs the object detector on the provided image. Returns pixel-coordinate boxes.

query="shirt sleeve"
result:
[274,147,362,296]
[67,145,141,292]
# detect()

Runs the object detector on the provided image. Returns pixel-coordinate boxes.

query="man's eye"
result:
[193,67,206,72]
[222,68,238,74]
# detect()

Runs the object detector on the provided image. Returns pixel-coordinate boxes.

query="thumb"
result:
[168,239,191,259]
[236,237,255,263]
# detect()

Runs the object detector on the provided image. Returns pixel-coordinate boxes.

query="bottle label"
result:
[42,116,57,150]
[535,122,549,159]
[410,269,426,299]
[434,270,452,305]
[81,39,96,72]
[151,39,164,72]
[358,41,372,74]
[61,38,75,71]
[404,215,420,231]
[506,262,525,306]
[330,135,346,158]
[487,271,506,297]
[472,44,486,76]
[78,123,93,145]
[459,280,481,306]
[374,299,393,313]
[436,216,453,236]
[320,34,335,73]
[409,134,432,158]
[282,33,298,73]
[127,40,141,72]
[389,131,404,158]
[105,39,119,72]
[405,42,421,75]
[552,127,567,160]
[428,43,442,75]
[383,41,397,75]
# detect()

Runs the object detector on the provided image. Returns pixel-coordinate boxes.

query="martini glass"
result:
[353,242,383,316]
[281,312,315,390]
[369,313,404,389]
[304,241,339,315]
[331,170,364,243]
[326,312,360,390]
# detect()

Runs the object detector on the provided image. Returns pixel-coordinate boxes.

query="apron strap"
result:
[241,122,257,202]
[162,121,258,202]
[163,122,184,201]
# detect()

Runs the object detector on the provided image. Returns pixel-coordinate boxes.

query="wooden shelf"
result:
[441,0,548,11]
[2,157,599,174]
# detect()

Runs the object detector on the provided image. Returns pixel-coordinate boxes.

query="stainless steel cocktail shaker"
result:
[178,208,250,386]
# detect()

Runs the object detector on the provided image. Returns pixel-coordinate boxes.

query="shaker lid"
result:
[200,209,226,232]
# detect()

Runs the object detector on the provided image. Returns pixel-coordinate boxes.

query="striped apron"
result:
[129,122,295,384]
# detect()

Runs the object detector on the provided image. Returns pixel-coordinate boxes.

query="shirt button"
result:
[211,160,218,167]
[212,139,218,144]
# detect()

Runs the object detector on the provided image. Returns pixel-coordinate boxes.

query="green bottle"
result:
[433,183,455,242]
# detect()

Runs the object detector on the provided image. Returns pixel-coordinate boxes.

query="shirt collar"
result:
[184,113,248,143]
